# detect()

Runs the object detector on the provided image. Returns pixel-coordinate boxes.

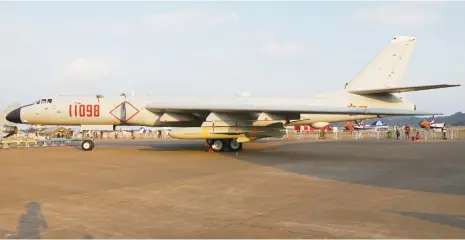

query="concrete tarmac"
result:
[0,139,464,238]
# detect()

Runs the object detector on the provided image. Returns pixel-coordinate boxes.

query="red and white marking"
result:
[109,101,140,123]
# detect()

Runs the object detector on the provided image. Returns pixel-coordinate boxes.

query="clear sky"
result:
[1,1,464,115]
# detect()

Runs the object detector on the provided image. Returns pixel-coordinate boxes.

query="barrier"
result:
[3,127,464,150]
[282,128,465,142]
[17,140,36,148]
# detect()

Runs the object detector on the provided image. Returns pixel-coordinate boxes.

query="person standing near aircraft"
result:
[395,127,400,139]
[404,124,411,139]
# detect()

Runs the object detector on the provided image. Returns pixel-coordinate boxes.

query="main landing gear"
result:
[206,139,243,152]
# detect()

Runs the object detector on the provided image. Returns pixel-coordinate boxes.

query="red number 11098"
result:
[69,104,100,117]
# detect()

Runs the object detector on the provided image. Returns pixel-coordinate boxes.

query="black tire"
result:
[228,139,242,152]
[210,139,225,152]
[81,140,94,151]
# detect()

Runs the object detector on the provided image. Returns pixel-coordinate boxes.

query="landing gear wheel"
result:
[210,139,225,152]
[228,139,242,152]
[81,140,95,151]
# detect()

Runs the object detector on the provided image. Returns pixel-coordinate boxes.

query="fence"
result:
[3,128,464,150]
[76,131,172,140]
[284,128,464,141]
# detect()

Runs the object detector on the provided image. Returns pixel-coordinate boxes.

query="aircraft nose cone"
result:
[6,107,22,124]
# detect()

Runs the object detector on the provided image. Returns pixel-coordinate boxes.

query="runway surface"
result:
[1,139,464,238]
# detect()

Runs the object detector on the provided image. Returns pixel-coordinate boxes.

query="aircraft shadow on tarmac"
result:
[141,141,465,195]
[138,141,220,152]
[136,139,288,152]
[223,140,465,196]
[387,210,465,230]
[115,139,465,196]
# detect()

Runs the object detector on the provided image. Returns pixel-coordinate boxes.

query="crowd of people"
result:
[66,129,171,140]
[394,124,448,140]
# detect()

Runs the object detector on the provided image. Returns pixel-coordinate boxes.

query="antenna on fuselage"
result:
[96,95,104,102]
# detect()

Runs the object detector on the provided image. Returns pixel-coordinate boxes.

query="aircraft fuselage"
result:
[6,90,416,128]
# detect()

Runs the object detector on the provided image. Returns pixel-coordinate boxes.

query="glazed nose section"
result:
[6,107,22,124]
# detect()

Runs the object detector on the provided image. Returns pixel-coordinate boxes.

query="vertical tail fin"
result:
[345,36,416,91]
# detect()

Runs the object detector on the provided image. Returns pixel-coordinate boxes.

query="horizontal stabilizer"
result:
[349,84,460,95]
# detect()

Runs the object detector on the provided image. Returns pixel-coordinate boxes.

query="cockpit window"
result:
[33,99,53,104]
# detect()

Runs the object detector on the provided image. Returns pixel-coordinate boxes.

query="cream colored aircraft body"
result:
[4,36,460,151]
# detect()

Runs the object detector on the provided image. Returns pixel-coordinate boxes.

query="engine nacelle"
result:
[309,122,329,129]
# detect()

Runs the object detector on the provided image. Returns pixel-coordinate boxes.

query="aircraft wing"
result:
[349,84,460,95]
[145,102,440,116]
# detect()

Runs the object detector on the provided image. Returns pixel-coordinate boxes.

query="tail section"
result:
[345,36,416,91]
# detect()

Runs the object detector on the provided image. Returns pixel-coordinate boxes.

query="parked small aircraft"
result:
[420,116,445,129]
